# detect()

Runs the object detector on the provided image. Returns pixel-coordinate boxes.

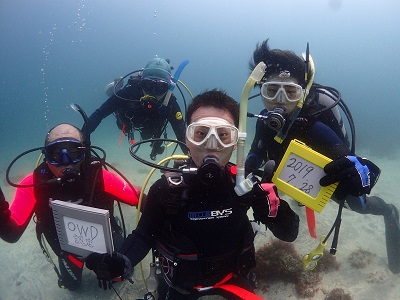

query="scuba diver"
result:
[85,89,300,299]
[245,38,400,274]
[86,57,188,161]
[0,122,140,291]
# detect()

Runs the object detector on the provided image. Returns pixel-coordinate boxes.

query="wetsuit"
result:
[0,161,139,290]
[119,164,299,299]
[245,90,400,273]
[86,77,186,153]
[246,89,391,214]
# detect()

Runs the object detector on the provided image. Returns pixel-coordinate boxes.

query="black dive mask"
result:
[197,157,223,186]
[263,108,286,131]
[60,168,80,184]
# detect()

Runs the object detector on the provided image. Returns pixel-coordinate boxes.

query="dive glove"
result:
[245,154,260,174]
[86,252,133,289]
[320,155,381,200]
[0,186,11,225]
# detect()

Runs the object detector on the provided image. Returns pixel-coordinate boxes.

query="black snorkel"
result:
[70,103,101,206]
[70,103,92,169]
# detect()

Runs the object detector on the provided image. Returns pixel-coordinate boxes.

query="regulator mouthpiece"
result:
[197,157,222,185]
[61,168,80,184]
[264,108,286,131]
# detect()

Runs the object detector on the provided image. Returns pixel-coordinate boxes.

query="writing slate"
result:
[272,139,338,213]
[51,200,114,257]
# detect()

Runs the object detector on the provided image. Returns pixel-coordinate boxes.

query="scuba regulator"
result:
[263,108,286,131]
[59,168,81,184]
[247,108,286,132]
[197,156,223,186]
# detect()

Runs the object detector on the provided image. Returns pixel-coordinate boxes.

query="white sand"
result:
[1,141,399,300]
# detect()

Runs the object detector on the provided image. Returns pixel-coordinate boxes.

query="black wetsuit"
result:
[86,77,186,153]
[119,165,299,299]
[246,93,393,217]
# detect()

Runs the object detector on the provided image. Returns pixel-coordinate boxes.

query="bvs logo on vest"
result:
[188,208,233,220]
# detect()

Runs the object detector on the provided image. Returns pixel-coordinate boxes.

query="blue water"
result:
[1,0,400,299]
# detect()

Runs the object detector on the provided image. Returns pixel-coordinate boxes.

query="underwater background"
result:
[0,0,399,299]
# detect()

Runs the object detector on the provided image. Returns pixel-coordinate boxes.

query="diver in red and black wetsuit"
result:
[0,123,140,291]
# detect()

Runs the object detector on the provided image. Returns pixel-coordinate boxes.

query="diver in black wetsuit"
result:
[86,57,187,160]
[245,38,400,274]
[86,89,300,299]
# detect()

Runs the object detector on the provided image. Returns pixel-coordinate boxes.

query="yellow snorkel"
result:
[234,61,266,196]
[274,43,315,144]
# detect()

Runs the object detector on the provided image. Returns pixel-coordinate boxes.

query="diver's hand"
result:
[245,154,260,175]
[320,155,381,199]
[252,183,280,222]
[86,252,133,290]
[0,186,11,225]
[261,160,275,183]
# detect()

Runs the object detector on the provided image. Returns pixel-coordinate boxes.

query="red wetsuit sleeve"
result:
[102,169,140,206]
[10,174,36,227]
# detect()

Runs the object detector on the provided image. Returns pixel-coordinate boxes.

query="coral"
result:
[295,271,320,298]
[366,271,385,283]
[254,239,341,298]
[318,250,340,272]
[254,239,303,283]
[348,248,375,269]
[324,288,352,300]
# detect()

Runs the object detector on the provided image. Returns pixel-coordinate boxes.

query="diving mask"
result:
[140,78,170,95]
[186,117,239,151]
[43,138,85,166]
[261,81,306,103]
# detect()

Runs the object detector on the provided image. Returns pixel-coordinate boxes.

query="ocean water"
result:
[1,0,399,299]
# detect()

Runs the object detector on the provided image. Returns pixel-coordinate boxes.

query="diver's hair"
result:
[250,39,311,86]
[186,89,240,127]
[45,123,84,146]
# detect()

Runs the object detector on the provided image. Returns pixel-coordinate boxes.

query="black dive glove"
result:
[251,183,299,242]
[320,155,381,200]
[251,182,278,222]
[245,154,259,174]
[86,252,133,290]
[0,186,11,225]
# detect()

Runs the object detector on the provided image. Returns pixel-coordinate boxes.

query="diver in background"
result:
[0,123,139,290]
[86,57,187,160]
[245,38,400,274]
